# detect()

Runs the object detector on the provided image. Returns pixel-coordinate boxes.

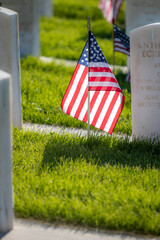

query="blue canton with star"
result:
[89,32,108,63]
[78,32,108,67]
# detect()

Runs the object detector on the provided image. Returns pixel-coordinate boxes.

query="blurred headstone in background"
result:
[130,23,160,140]
[126,0,160,36]
[39,0,53,17]
[0,0,40,57]
[0,7,22,128]
[126,0,160,70]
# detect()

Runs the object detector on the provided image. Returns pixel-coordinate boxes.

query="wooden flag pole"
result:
[87,16,91,139]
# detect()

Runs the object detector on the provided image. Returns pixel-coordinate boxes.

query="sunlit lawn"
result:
[13,129,160,236]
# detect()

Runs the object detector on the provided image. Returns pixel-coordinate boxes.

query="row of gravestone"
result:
[0,0,53,130]
[0,0,53,57]
[0,1,53,233]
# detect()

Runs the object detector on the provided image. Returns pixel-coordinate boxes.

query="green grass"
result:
[40,17,126,65]
[40,0,126,65]
[54,0,103,20]
[53,0,125,25]
[13,128,160,235]
[21,57,131,135]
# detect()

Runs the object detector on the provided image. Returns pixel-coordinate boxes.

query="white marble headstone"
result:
[126,0,160,36]
[0,70,13,233]
[0,7,22,128]
[39,0,53,17]
[130,23,160,139]
[1,0,40,57]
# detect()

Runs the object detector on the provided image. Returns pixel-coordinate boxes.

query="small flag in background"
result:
[99,0,122,24]
[61,31,125,134]
[125,72,130,82]
[114,24,130,56]
[114,25,131,82]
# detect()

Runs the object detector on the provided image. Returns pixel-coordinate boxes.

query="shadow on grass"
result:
[42,133,160,170]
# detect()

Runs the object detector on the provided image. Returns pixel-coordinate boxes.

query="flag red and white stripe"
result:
[61,63,124,134]
[61,33,125,135]
[99,0,122,23]
[114,38,130,55]
[89,62,122,92]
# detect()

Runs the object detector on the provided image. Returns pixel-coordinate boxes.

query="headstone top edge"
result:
[130,22,160,34]
[0,7,17,16]
[0,70,11,80]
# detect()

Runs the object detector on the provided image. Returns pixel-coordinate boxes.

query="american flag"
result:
[99,0,122,24]
[114,24,130,56]
[61,32,125,134]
